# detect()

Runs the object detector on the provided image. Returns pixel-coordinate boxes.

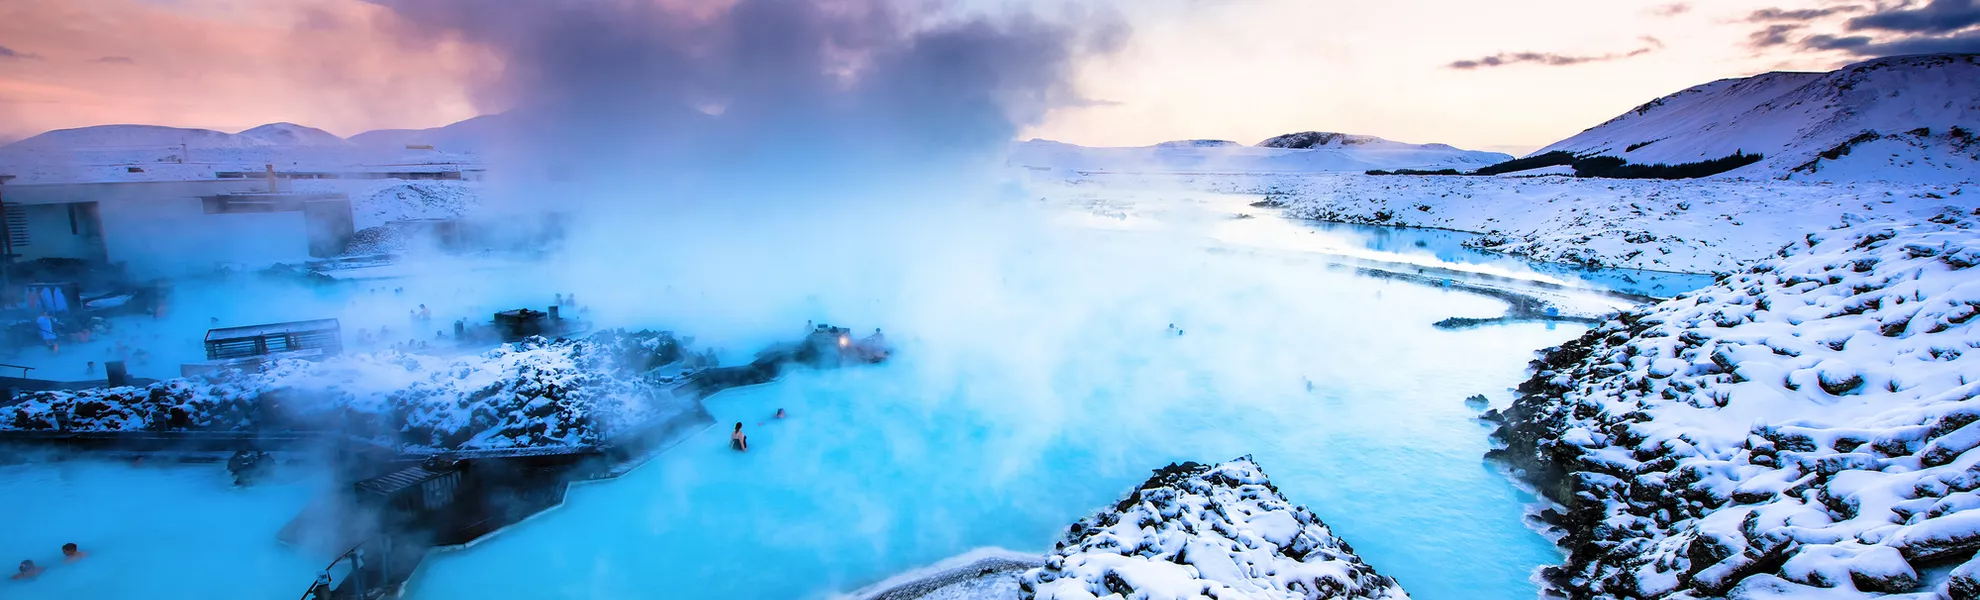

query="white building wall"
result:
[96,197,312,278]
[12,203,104,261]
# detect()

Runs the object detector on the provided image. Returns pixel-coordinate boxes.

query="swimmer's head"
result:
[733,422,743,431]
[18,560,32,572]
[61,544,77,556]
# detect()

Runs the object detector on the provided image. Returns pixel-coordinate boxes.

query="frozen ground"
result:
[0,461,323,600]
[1031,171,1976,274]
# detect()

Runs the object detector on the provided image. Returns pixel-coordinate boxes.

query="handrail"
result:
[0,363,33,378]
[297,541,367,600]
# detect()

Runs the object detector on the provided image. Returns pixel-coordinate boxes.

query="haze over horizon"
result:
[1,0,1975,154]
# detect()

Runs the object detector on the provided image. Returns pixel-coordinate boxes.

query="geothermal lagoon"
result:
[0,193,1700,600]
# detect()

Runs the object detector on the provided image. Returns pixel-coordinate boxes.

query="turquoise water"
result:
[2,199,1600,600]
[0,461,323,600]
[408,236,1579,599]
[1295,221,1716,299]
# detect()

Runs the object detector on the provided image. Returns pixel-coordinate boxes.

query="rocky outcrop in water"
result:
[1489,220,1980,598]
[1021,457,1408,600]
[1,329,701,450]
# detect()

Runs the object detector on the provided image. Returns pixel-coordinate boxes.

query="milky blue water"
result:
[404,234,1581,599]
[1296,221,1716,299]
[0,461,323,600]
[0,197,1640,600]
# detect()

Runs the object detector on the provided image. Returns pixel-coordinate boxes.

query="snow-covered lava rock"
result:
[1,329,701,451]
[1021,457,1408,600]
[1487,217,1980,598]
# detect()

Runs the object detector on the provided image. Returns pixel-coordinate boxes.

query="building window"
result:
[5,208,28,249]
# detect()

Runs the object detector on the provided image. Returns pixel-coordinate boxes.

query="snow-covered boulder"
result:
[1489,217,1980,598]
[1021,457,1408,600]
[0,330,701,451]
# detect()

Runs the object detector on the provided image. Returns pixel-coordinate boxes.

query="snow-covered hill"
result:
[0,119,480,185]
[4,124,243,151]
[236,122,350,147]
[1489,218,1980,598]
[1010,134,1511,175]
[1535,54,1980,183]
[348,113,508,154]
[7,123,347,151]
[1021,457,1409,600]
[1257,132,1383,149]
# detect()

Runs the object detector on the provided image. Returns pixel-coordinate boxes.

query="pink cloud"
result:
[0,0,497,141]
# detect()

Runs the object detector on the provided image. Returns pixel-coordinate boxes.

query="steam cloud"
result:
[378,0,1125,192]
[367,0,1132,343]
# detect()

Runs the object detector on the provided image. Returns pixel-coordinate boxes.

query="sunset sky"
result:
[0,0,1967,153]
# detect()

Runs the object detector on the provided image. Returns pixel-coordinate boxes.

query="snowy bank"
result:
[840,549,1042,600]
[1021,457,1408,600]
[1036,172,1975,274]
[1487,218,1980,598]
[0,330,701,451]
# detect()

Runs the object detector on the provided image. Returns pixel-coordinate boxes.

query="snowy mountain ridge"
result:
[1010,135,1512,175]
[1488,216,1980,598]
[1535,53,1980,183]
[5,122,351,151]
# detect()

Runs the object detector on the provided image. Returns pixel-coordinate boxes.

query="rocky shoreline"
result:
[1486,218,1980,598]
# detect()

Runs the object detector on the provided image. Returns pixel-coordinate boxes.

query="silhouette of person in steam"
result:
[36,312,59,353]
[731,422,748,452]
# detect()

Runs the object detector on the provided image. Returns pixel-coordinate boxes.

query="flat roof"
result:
[206,318,341,342]
[0,180,271,206]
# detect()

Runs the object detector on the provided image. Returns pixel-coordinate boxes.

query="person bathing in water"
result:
[12,560,41,581]
[730,422,748,452]
[61,544,85,563]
